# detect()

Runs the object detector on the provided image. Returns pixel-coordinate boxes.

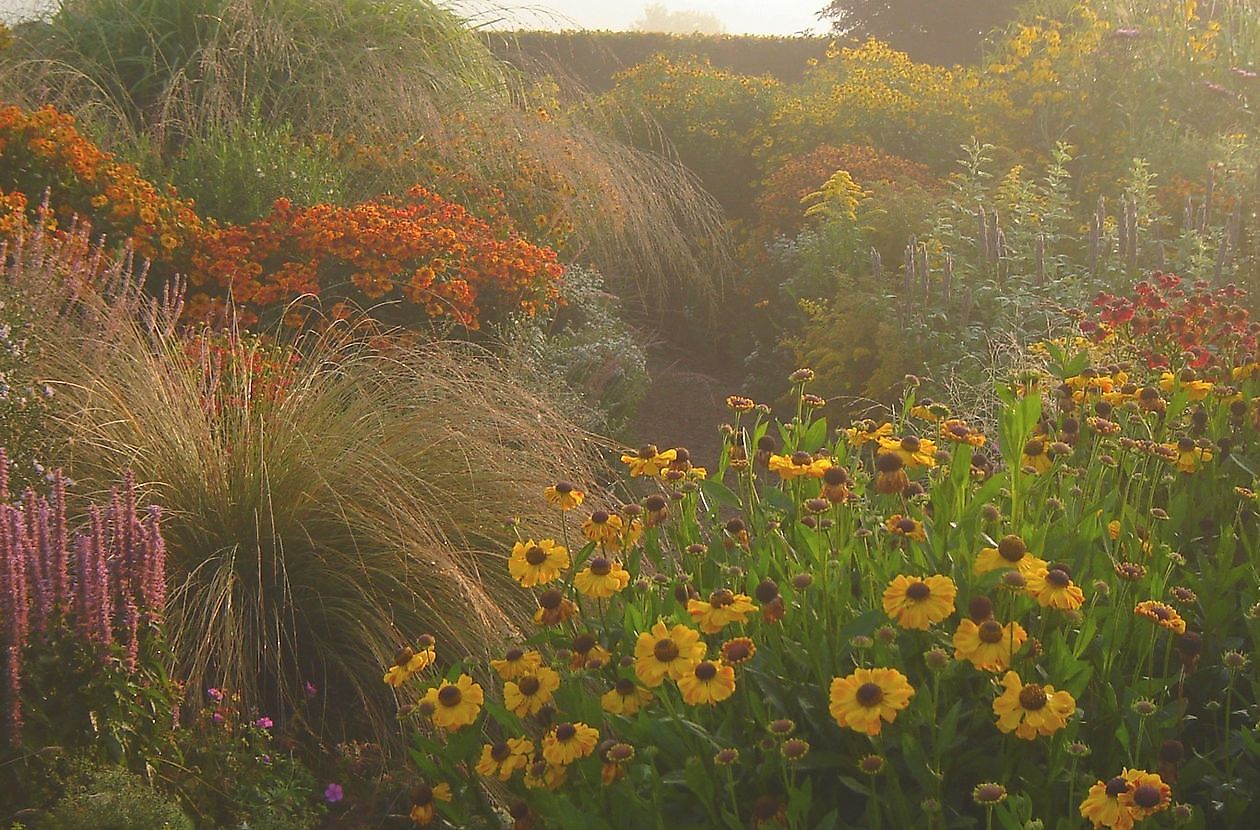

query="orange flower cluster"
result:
[188,186,565,329]
[0,102,202,262]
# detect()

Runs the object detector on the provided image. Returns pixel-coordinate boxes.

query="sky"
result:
[1,1,828,35]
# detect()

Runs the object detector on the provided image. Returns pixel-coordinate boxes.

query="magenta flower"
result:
[324,782,344,804]
[207,687,224,702]
[253,716,274,730]
[304,681,318,698]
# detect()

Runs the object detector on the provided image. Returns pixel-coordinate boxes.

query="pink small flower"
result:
[304,681,318,698]
[207,687,224,702]
[253,716,274,730]
[211,711,225,725]
[324,782,344,804]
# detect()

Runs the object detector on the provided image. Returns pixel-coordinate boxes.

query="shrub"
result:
[38,763,192,830]
[186,186,565,330]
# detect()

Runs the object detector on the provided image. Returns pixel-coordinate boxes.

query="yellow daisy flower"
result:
[992,671,1075,739]
[491,647,543,681]
[828,667,915,736]
[844,421,893,446]
[601,678,653,715]
[507,538,570,588]
[975,535,1047,577]
[620,444,677,477]
[876,435,938,468]
[543,481,585,510]
[953,618,1027,672]
[686,589,757,634]
[407,782,451,825]
[1134,600,1187,634]
[503,666,561,717]
[1079,775,1135,829]
[582,510,625,548]
[768,451,832,480]
[573,556,631,598]
[421,674,483,731]
[542,722,599,766]
[677,660,736,705]
[882,574,957,630]
[633,621,705,687]
[1117,769,1171,820]
[1026,565,1085,610]
[475,737,534,781]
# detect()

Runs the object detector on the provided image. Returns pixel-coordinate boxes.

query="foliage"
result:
[820,0,1025,65]
[505,264,650,437]
[385,330,1259,827]
[37,763,192,830]
[165,107,346,225]
[603,54,781,216]
[171,689,323,829]
[0,281,53,495]
[770,39,990,172]
[186,186,566,331]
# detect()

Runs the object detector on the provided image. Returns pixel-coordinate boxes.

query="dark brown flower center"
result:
[572,633,596,653]
[589,557,612,576]
[525,545,548,565]
[905,581,931,601]
[856,682,884,707]
[694,662,717,681]
[637,444,658,459]
[900,436,921,452]
[590,510,609,524]
[1023,440,1045,457]
[538,589,563,610]
[1105,777,1129,797]
[614,678,636,696]
[709,589,734,607]
[791,450,812,466]
[644,494,667,512]
[505,647,524,662]
[654,639,680,662]
[1018,684,1048,711]
[555,723,576,742]
[897,518,918,534]
[554,481,574,494]
[968,595,993,622]
[1047,568,1071,587]
[518,675,541,696]
[1133,784,1162,808]
[978,620,1004,643]
[875,452,904,473]
[437,685,462,707]
[414,784,434,805]
[998,535,1027,562]
[823,466,848,485]
[491,742,511,761]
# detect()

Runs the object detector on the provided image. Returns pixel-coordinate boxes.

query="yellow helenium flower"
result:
[1134,600,1187,634]
[1079,775,1136,830]
[543,481,585,510]
[475,737,534,781]
[1165,438,1212,473]
[407,782,451,826]
[491,647,543,681]
[975,535,1047,577]
[1117,769,1171,820]
[844,421,893,446]
[939,419,986,446]
[522,759,567,791]
[1159,371,1213,401]
[582,510,625,547]
[876,435,938,468]
[1026,566,1084,610]
[677,660,736,705]
[686,589,757,634]
[828,667,915,736]
[992,671,1075,739]
[503,666,561,717]
[382,640,436,686]
[508,538,569,588]
[885,514,927,542]
[1020,439,1054,474]
[953,618,1027,672]
[542,722,600,766]
[620,444,677,477]
[601,678,653,715]
[573,556,631,598]
[768,451,832,480]
[882,574,957,630]
[421,674,484,730]
[633,621,706,687]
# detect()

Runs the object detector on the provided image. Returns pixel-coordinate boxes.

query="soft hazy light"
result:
[465,1,824,35]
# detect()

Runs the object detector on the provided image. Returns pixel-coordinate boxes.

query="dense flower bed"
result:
[380,283,1258,827]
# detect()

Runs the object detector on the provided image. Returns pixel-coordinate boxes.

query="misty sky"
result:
[1,1,829,35]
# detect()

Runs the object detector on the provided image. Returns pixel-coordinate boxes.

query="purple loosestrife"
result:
[0,449,168,746]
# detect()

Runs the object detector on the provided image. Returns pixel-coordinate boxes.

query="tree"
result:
[818,0,1024,65]
[633,3,726,35]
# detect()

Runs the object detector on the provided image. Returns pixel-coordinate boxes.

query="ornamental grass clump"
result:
[383,293,1258,827]
[3,216,606,738]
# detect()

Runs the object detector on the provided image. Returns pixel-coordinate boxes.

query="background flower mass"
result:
[0,0,1258,827]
